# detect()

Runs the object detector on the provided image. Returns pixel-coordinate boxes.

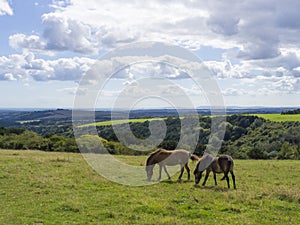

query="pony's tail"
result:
[190,153,200,161]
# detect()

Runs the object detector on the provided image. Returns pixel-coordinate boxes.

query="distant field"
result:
[254,114,300,122]
[80,117,166,127]
[0,150,299,224]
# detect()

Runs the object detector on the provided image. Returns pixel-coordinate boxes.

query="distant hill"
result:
[281,108,300,114]
[0,106,298,129]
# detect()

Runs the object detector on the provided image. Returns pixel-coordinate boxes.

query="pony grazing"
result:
[193,153,236,189]
[145,149,199,182]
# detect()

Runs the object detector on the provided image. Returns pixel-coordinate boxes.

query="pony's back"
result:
[146,149,164,166]
[146,149,194,166]
[218,155,234,172]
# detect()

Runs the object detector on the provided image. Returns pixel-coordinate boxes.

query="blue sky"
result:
[1,0,300,108]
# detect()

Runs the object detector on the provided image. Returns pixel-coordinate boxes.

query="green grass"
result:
[0,150,299,224]
[254,114,300,122]
[80,117,166,127]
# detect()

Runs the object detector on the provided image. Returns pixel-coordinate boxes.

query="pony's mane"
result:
[146,149,164,166]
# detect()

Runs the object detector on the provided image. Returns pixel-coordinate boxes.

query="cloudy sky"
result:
[1,0,300,108]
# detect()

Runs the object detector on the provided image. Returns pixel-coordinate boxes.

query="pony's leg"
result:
[177,165,184,182]
[157,165,162,181]
[224,173,230,188]
[202,171,210,186]
[184,164,190,180]
[163,166,171,180]
[230,171,236,189]
[213,172,217,186]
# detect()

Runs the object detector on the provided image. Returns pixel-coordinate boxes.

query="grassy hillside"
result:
[80,117,166,127]
[0,150,299,224]
[253,114,300,122]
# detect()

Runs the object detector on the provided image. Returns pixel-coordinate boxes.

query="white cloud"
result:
[80,53,211,88]
[42,13,97,54]
[9,0,300,64]
[0,0,13,16]
[1,73,16,81]
[2,0,300,106]
[205,60,251,79]
[0,54,28,80]
[27,55,95,81]
[9,34,46,52]
[223,88,247,96]
[221,74,300,98]
[9,0,214,55]
[59,86,86,95]
[0,53,95,81]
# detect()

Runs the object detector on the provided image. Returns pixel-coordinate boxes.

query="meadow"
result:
[80,118,166,127]
[0,150,299,224]
[252,114,300,122]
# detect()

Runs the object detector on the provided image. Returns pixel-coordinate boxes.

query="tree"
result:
[278,142,300,159]
[247,147,268,159]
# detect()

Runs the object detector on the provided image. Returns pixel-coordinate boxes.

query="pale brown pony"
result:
[194,154,236,189]
[145,149,199,182]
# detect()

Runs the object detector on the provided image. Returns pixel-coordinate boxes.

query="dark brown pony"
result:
[193,154,236,189]
[145,149,199,182]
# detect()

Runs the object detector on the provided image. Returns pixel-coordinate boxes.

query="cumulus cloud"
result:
[121,62,189,80]
[7,0,212,55]
[26,55,95,81]
[0,53,95,82]
[9,34,46,52]
[59,87,86,96]
[223,88,247,96]
[42,13,97,54]
[2,0,300,104]
[0,54,28,80]
[80,52,206,87]
[205,60,252,79]
[0,0,13,16]
[8,0,300,62]
[203,0,300,62]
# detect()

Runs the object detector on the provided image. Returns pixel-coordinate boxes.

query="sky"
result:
[1,0,300,109]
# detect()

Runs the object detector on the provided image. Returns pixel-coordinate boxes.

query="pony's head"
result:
[145,165,154,181]
[194,153,214,184]
[194,159,204,184]
[193,162,203,184]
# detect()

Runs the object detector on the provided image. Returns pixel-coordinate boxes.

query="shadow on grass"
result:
[193,185,231,192]
[160,179,194,184]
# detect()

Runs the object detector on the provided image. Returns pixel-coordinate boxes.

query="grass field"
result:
[0,150,299,225]
[253,114,300,122]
